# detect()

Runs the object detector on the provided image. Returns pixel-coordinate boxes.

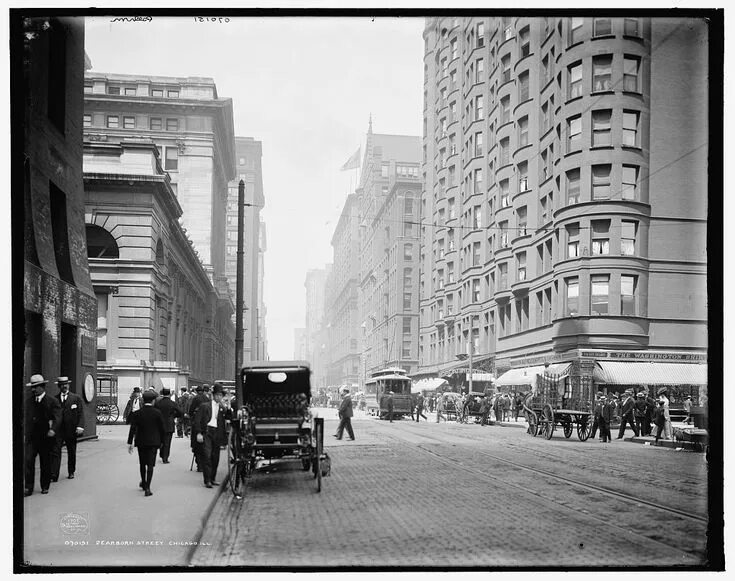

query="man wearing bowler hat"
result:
[24,374,61,496]
[188,384,208,471]
[127,389,166,496]
[50,376,85,481]
[193,383,231,488]
[154,387,181,463]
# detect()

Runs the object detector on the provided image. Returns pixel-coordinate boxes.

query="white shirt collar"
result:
[36,392,45,402]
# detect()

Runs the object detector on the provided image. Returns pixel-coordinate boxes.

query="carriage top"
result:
[240,360,312,399]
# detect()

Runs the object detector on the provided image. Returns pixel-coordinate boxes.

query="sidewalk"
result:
[21,424,226,568]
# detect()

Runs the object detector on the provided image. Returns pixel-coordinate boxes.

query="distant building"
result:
[357,121,422,379]
[418,17,707,399]
[226,137,266,363]
[83,139,235,402]
[304,266,331,389]
[293,328,308,361]
[21,16,97,435]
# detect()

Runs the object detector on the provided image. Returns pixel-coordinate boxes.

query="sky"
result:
[84,15,425,359]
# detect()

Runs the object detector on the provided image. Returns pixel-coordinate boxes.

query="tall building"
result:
[418,17,708,400]
[324,193,361,389]
[304,266,331,389]
[357,122,422,380]
[83,139,235,401]
[82,72,236,287]
[293,328,308,360]
[226,137,266,363]
[20,17,97,436]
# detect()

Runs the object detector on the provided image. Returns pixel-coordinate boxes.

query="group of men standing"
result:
[24,375,85,496]
[125,382,233,496]
[590,388,675,443]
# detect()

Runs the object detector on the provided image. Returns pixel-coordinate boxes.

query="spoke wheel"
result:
[543,405,555,440]
[108,404,120,423]
[563,421,573,439]
[229,460,246,498]
[577,416,592,441]
[527,411,538,437]
[96,404,110,424]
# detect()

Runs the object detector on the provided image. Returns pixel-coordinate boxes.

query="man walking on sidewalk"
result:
[155,388,181,463]
[415,392,428,422]
[334,388,355,440]
[50,377,85,481]
[194,383,231,488]
[188,385,208,472]
[176,387,191,438]
[616,389,639,439]
[127,390,165,497]
[598,395,613,443]
[24,374,61,496]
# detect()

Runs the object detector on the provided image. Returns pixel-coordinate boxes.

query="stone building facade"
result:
[21,16,97,435]
[84,139,235,406]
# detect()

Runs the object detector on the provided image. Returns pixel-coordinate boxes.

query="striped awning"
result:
[495,365,546,387]
[593,361,708,386]
[411,378,447,393]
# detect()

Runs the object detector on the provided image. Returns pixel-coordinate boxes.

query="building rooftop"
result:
[371,134,421,164]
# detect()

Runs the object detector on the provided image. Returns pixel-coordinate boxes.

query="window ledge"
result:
[590,145,614,151]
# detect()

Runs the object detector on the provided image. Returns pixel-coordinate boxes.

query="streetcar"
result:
[365,367,413,420]
[227,361,330,497]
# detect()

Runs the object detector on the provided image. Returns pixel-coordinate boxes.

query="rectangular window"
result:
[451,38,458,60]
[622,110,640,146]
[518,116,529,147]
[499,138,510,166]
[473,205,482,228]
[621,275,637,315]
[541,100,550,132]
[499,262,508,289]
[501,96,511,124]
[501,54,511,84]
[151,88,164,97]
[166,118,179,131]
[476,58,484,84]
[475,95,484,120]
[499,221,509,247]
[475,132,483,156]
[592,220,610,255]
[519,71,529,102]
[622,165,639,200]
[83,114,92,127]
[503,17,513,40]
[566,168,580,205]
[517,252,527,281]
[591,275,609,315]
[624,56,640,92]
[404,244,413,260]
[621,221,637,255]
[568,115,582,151]
[403,292,412,310]
[592,164,612,199]
[472,279,481,302]
[568,63,583,99]
[624,18,641,37]
[474,168,483,193]
[592,109,612,146]
[123,116,136,129]
[165,147,179,171]
[500,180,510,208]
[593,18,612,36]
[518,161,528,192]
[566,223,580,258]
[150,117,162,130]
[520,27,531,57]
[566,277,579,316]
[477,22,485,47]
[84,85,93,94]
[124,87,137,96]
[167,90,180,98]
[569,17,584,45]
[517,206,527,235]
[592,55,613,92]
[106,115,119,128]
[404,221,414,237]
[107,86,120,95]
[472,242,481,266]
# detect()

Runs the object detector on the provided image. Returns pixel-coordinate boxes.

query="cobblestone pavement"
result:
[190,412,710,568]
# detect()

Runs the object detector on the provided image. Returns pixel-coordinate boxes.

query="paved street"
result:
[191,409,709,568]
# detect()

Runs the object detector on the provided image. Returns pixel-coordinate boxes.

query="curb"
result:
[184,475,228,565]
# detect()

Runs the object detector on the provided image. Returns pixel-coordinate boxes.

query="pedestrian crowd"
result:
[589,387,675,444]
[24,372,233,499]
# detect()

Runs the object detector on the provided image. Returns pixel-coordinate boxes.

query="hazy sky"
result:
[84,15,425,359]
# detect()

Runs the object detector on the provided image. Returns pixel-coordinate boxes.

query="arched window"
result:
[85,225,119,258]
[155,238,165,266]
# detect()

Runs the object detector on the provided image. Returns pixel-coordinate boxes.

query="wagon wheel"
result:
[542,405,555,440]
[108,403,120,424]
[96,403,110,424]
[313,417,323,492]
[577,416,592,442]
[228,432,246,498]
[563,421,573,439]
[527,411,538,437]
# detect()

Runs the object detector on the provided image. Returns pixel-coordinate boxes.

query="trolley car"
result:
[227,361,330,497]
[365,368,413,420]
[523,368,594,441]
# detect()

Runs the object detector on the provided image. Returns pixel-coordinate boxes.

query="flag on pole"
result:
[340,147,361,171]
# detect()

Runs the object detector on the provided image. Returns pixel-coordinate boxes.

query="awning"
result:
[469,373,495,382]
[495,365,546,387]
[593,361,708,386]
[411,378,448,393]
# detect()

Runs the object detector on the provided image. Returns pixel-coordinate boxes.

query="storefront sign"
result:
[578,350,706,362]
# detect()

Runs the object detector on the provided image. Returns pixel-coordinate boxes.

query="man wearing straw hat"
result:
[50,376,85,481]
[24,374,61,496]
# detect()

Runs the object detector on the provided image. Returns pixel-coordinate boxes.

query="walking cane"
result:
[190,452,195,472]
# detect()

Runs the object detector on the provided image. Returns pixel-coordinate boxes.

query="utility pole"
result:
[235,179,245,409]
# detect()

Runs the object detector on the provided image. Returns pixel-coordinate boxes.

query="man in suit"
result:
[155,388,182,463]
[598,395,614,443]
[193,383,231,488]
[334,388,355,440]
[617,389,639,439]
[123,387,142,424]
[25,374,61,496]
[589,392,604,440]
[127,390,165,497]
[50,376,85,481]
[415,392,427,422]
[385,391,394,423]
[176,387,190,438]
[188,385,209,472]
